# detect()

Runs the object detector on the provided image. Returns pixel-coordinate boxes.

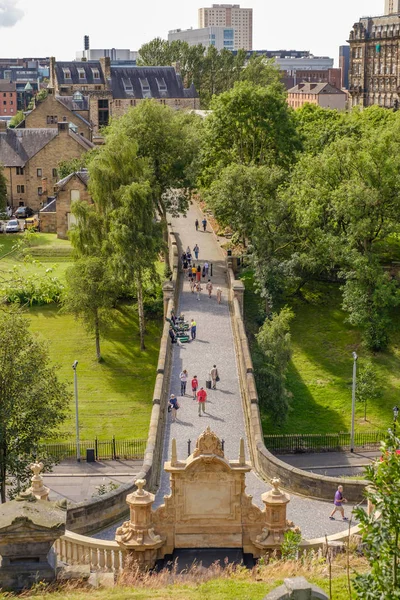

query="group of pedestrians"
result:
[169,366,220,420]
[195,217,207,232]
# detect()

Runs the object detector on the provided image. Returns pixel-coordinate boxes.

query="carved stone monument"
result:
[116,428,299,570]
[27,462,50,501]
[0,493,67,591]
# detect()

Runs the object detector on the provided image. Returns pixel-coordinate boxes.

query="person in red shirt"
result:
[191,375,199,399]
[197,387,207,416]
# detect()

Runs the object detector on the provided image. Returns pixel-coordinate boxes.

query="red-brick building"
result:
[0,81,17,118]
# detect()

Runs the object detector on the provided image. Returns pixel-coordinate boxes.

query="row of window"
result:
[62,67,100,80]
[15,168,57,178]
[2,93,13,97]
[3,108,13,113]
[16,185,44,195]
[3,100,13,105]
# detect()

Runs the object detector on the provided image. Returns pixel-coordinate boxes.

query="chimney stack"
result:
[0,120,7,133]
[84,35,90,51]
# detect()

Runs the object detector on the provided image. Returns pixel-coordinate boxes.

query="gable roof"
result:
[56,95,90,112]
[110,66,198,100]
[56,169,89,190]
[288,82,345,95]
[0,128,58,167]
[55,61,105,86]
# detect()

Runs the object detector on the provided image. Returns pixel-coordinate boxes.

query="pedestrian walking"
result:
[190,318,197,340]
[190,279,196,293]
[204,261,209,277]
[179,369,188,396]
[206,279,213,299]
[183,258,188,276]
[197,387,207,416]
[193,244,199,260]
[210,364,219,389]
[196,281,202,301]
[191,375,199,399]
[329,485,348,521]
[168,394,180,422]
[191,264,197,279]
[186,251,192,266]
[195,218,199,231]
[202,217,207,232]
[196,265,201,282]
[216,286,222,304]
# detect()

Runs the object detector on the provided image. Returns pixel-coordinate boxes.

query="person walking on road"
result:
[192,375,199,399]
[195,281,202,301]
[204,261,209,277]
[210,364,219,389]
[197,386,207,416]
[190,318,197,340]
[168,394,180,422]
[202,217,207,232]
[216,286,222,304]
[195,218,199,231]
[193,244,199,260]
[329,485,348,521]
[196,265,202,282]
[191,264,197,279]
[206,279,213,299]
[179,369,188,396]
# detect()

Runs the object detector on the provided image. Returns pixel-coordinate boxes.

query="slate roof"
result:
[40,197,57,212]
[0,128,58,167]
[56,95,90,112]
[287,82,345,95]
[110,66,198,99]
[0,80,16,92]
[55,61,105,85]
[56,169,89,190]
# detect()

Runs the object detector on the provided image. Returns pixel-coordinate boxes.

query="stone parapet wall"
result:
[227,267,368,503]
[65,226,179,534]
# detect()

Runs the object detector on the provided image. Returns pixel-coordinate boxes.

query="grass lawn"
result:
[241,270,400,435]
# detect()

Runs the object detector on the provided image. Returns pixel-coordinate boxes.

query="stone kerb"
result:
[65,225,179,534]
[227,266,368,504]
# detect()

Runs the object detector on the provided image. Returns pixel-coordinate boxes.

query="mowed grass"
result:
[241,271,400,435]
[28,304,162,441]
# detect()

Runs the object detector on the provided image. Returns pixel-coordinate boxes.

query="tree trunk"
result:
[94,311,101,362]
[136,271,146,351]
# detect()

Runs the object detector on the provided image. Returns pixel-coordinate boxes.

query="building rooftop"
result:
[288,82,345,95]
[0,80,16,92]
[110,66,198,99]
[55,61,105,85]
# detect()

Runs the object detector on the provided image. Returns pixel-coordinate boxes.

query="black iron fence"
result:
[264,431,386,454]
[43,438,147,461]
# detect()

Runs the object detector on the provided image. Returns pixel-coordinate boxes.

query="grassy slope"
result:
[241,271,400,435]
[1,575,356,599]
[0,233,163,442]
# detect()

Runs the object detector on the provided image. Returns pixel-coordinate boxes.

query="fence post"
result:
[112,436,116,460]
[95,437,98,461]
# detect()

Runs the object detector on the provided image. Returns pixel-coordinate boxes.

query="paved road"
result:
[276,451,379,478]
[42,460,142,504]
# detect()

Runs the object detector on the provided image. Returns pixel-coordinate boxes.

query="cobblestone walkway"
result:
[154,203,362,540]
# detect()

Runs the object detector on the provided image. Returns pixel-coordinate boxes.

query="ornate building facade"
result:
[348,14,400,108]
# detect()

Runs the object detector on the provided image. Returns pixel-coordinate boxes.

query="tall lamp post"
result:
[393,405,399,436]
[350,352,358,453]
[72,360,80,463]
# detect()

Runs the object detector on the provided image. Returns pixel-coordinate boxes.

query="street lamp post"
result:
[72,360,80,463]
[350,352,358,453]
[393,405,399,436]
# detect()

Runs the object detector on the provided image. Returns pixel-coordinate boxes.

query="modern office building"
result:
[385,0,400,14]
[198,4,252,50]
[168,26,235,51]
[75,36,138,63]
[339,45,350,88]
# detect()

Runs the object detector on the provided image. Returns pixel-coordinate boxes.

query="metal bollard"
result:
[211,263,213,276]
[221,439,225,452]
[187,439,191,456]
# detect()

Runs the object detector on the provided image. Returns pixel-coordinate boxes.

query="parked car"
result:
[5,219,20,233]
[14,206,34,219]
[24,216,40,231]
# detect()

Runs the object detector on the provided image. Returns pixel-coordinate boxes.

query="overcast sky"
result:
[0,0,383,64]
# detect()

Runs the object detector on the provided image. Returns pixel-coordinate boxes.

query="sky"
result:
[0,0,384,65]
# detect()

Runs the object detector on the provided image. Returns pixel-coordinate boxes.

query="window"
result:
[38,187,43,196]
[98,99,109,126]
[9,93,12,97]
[46,115,58,124]
[62,68,71,80]
[17,185,25,193]
[91,69,100,80]
[16,167,24,175]
[77,68,86,80]
[3,101,6,105]
[156,77,167,93]
[10,101,13,105]
[95,85,102,90]
[37,168,42,177]
[71,190,80,203]
[122,77,133,93]
[115,99,121,107]
[140,77,151,98]
[2,93,5,97]
[52,168,58,178]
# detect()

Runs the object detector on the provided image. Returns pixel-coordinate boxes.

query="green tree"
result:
[58,155,92,180]
[63,257,117,361]
[109,182,162,350]
[0,310,70,503]
[8,111,24,128]
[354,431,400,599]
[255,307,294,425]
[355,360,381,421]
[200,81,301,187]
[241,55,282,88]
[0,164,6,211]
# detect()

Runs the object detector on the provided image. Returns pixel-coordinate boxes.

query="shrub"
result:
[2,269,64,305]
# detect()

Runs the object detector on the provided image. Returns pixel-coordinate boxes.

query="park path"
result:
[154,202,362,540]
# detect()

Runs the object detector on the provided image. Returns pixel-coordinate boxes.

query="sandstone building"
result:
[287,82,347,110]
[348,13,400,107]
[0,121,93,212]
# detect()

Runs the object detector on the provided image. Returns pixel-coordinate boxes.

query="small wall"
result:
[227,267,368,503]
[65,226,179,534]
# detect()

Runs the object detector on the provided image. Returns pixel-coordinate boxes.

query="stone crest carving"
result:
[192,426,224,458]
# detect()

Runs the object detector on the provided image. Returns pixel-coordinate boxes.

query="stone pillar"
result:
[233,280,245,317]
[115,479,165,570]
[162,281,175,320]
[0,493,67,591]
[252,478,294,551]
[27,461,50,501]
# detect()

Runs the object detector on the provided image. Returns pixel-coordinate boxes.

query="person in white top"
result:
[179,369,188,396]
[204,262,209,277]
[206,279,213,298]
[216,287,222,304]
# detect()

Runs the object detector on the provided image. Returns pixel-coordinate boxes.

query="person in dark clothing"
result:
[202,217,207,232]
[195,219,199,231]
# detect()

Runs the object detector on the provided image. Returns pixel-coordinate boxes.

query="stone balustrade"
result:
[55,531,126,573]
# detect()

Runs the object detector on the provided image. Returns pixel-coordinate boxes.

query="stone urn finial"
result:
[27,461,50,501]
[135,479,146,496]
